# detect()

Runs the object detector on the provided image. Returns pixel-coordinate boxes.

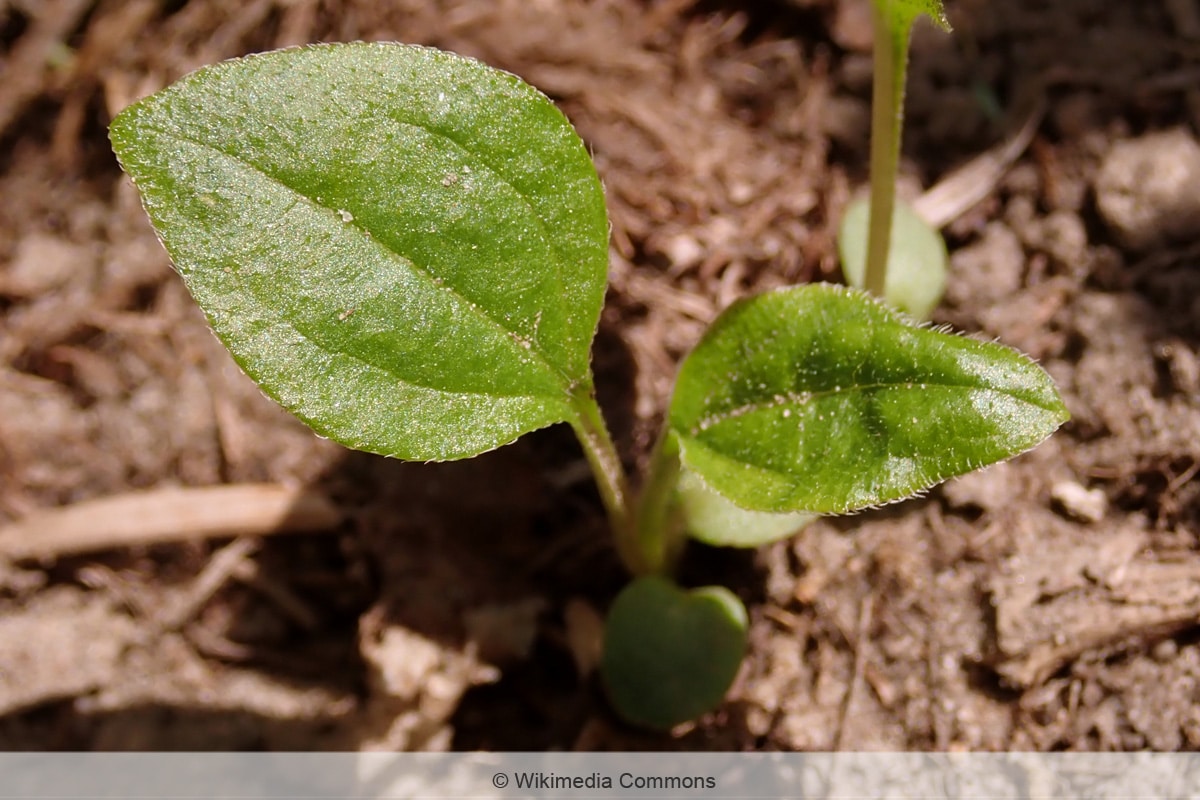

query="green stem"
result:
[863,5,913,300]
[568,389,641,574]
[632,429,686,576]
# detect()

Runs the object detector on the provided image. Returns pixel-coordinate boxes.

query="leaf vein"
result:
[149,122,577,389]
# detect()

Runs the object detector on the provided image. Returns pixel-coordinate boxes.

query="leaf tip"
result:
[918,0,952,31]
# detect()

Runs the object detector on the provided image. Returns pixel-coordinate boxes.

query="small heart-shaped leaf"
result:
[839,196,947,320]
[602,576,747,730]
[669,283,1069,514]
[110,43,609,461]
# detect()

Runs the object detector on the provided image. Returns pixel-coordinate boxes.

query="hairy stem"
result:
[633,429,687,576]
[569,390,641,574]
[863,3,912,299]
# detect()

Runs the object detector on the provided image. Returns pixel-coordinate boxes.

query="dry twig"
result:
[0,484,342,561]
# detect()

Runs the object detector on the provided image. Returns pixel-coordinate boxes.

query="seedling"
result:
[839,0,951,319]
[110,37,1066,730]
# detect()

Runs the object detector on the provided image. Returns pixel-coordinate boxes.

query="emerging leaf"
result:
[110,43,609,460]
[669,284,1069,514]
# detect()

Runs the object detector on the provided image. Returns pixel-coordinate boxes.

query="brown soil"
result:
[2,0,1200,750]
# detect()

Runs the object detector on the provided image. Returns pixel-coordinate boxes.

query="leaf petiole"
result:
[571,396,690,577]
[863,0,907,299]
[568,389,640,573]
[862,0,951,303]
[633,429,686,576]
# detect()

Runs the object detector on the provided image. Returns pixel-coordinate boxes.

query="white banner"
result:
[1,752,1197,799]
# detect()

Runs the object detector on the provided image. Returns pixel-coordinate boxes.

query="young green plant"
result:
[839,0,951,319]
[110,41,1067,730]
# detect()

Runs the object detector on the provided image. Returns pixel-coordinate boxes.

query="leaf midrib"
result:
[146,119,580,395]
[382,111,578,369]
[686,378,1060,434]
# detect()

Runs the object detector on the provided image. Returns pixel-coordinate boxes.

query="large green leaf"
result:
[110,43,609,460]
[669,284,1068,514]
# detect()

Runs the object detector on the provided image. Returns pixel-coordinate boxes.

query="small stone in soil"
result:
[1095,128,1200,251]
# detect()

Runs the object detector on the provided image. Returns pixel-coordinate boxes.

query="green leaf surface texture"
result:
[109,43,609,460]
[669,284,1069,514]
